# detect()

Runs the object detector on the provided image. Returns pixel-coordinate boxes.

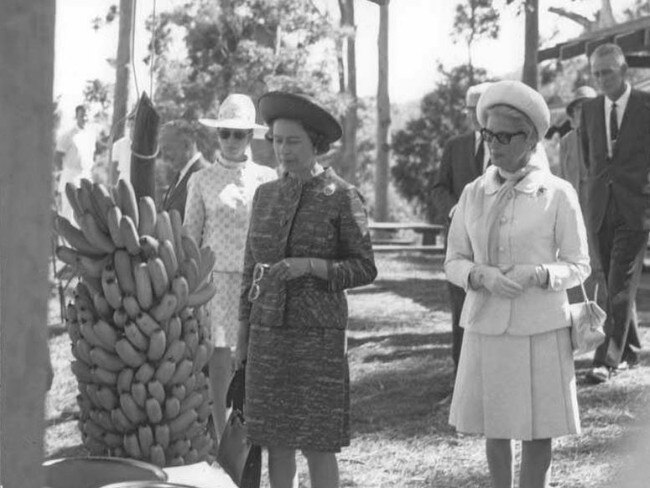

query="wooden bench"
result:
[368,222,446,253]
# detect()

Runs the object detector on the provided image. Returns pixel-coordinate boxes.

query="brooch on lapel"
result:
[536,186,547,197]
[323,183,336,196]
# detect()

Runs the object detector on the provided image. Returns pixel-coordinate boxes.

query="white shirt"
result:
[475,131,490,171]
[56,124,95,177]
[111,136,131,180]
[604,82,631,157]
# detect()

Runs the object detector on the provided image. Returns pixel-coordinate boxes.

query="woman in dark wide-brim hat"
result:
[236,91,377,488]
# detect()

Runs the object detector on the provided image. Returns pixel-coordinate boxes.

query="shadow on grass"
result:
[363,278,450,311]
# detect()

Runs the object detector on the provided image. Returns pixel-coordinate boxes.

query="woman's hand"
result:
[268,257,310,281]
[470,265,524,298]
[504,265,547,289]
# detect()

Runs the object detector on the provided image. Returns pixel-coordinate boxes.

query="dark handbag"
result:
[216,368,261,488]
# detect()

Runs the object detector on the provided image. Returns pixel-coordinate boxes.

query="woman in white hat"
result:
[183,93,277,443]
[445,80,590,488]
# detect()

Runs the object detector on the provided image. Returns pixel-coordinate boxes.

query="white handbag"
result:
[569,281,606,355]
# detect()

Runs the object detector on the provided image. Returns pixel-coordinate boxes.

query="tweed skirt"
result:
[449,327,580,440]
[244,324,350,452]
[206,271,242,349]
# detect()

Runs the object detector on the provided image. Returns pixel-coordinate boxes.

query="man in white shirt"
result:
[55,105,96,220]
[110,112,134,185]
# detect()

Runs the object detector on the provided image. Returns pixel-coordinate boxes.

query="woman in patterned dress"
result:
[236,91,377,488]
[183,94,276,442]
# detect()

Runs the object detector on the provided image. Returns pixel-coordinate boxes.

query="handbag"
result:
[216,368,261,488]
[569,280,606,355]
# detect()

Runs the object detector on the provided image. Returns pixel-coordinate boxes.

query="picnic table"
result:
[368,221,446,253]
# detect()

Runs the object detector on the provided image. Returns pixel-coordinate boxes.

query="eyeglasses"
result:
[480,128,527,145]
[248,263,270,302]
[218,129,250,140]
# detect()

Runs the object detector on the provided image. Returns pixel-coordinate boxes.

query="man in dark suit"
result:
[159,120,210,219]
[580,43,649,383]
[432,82,492,375]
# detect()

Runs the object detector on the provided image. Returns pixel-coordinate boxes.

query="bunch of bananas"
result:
[55,178,217,467]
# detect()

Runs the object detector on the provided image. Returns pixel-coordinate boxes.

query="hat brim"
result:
[198,118,267,130]
[258,92,342,144]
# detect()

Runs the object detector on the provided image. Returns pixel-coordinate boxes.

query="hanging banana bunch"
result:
[55,178,217,467]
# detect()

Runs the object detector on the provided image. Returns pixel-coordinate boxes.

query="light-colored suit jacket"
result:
[445,165,591,336]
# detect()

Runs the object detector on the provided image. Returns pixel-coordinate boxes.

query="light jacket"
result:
[445,164,591,336]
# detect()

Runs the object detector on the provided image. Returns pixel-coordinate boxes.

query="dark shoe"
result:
[586,366,611,384]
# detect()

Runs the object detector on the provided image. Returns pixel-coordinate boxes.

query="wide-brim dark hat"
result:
[258,91,342,144]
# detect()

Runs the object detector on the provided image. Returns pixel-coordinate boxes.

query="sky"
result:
[54,0,638,124]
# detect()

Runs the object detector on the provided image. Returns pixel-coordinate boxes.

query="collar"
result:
[215,150,248,170]
[176,152,202,183]
[604,82,631,109]
[483,163,548,195]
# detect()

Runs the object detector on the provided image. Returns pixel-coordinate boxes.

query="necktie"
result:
[475,137,485,172]
[610,102,619,143]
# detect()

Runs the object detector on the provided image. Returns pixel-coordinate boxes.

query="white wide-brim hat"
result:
[477,80,550,140]
[199,93,267,134]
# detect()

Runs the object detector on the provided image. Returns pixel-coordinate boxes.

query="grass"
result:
[44,253,650,487]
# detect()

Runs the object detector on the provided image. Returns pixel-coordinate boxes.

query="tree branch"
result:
[548,6,594,29]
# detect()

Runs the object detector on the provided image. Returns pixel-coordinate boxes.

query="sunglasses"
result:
[218,129,250,140]
[480,128,527,145]
[248,263,270,302]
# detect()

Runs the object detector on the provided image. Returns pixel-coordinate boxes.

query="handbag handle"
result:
[571,263,596,304]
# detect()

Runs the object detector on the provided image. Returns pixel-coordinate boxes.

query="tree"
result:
[391,64,488,224]
[549,0,617,32]
[337,0,358,184]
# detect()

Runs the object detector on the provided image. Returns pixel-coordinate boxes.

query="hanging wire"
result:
[149,0,157,99]
[131,0,140,97]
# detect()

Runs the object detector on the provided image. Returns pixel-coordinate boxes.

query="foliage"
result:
[451,0,499,81]
[391,64,488,224]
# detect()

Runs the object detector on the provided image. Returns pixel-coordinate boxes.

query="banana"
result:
[164,397,181,420]
[190,432,211,453]
[76,180,96,217]
[120,393,146,424]
[55,215,105,256]
[131,381,147,408]
[96,386,118,411]
[92,293,113,321]
[169,409,198,439]
[93,366,118,385]
[135,363,155,385]
[123,296,141,319]
[83,419,105,441]
[80,321,104,349]
[140,235,160,260]
[185,448,200,465]
[117,368,134,394]
[67,302,78,322]
[147,380,166,405]
[192,344,209,373]
[154,360,176,385]
[167,316,182,343]
[180,391,203,414]
[138,196,157,236]
[111,408,134,433]
[117,179,139,228]
[151,293,177,323]
[196,398,212,422]
[147,329,167,362]
[170,359,193,385]
[169,209,185,262]
[195,371,207,389]
[73,339,92,365]
[125,322,149,351]
[171,439,191,458]
[154,211,174,247]
[135,311,161,336]
[179,307,193,322]
[101,267,123,310]
[56,245,82,268]
[120,215,141,256]
[90,347,124,372]
[171,384,186,401]
[163,340,186,363]
[198,247,216,285]
[113,249,136,295]
[154,424,170,450]
[187,281,217,307]
[185,419,205,440]
[183,374,196,393]
[112,308,128,329]
[147,257,169,298]
[79,255,111,278]
[76,306,95,327]
[103,432,123,449]
[65,182,84,220]
[180,234,201,269]
[180,258,200,293]
[138,425,154,458]
[169,457,184,467]
[82,275,103,296]
[107,205,125,248]
[133,263,153,310]
[68,320,82,343]
[145,398,164,424]
[94,409,118,433]
[184,330,199,357]
[115,339,146,368]
[80,212,116,254]
[159,240,179,278]
[91,182,114,232]
[171,276,189,312]
[93,320,118,350]
[150,444,166,468]
[85,384,102,408]
[123,432,143,459]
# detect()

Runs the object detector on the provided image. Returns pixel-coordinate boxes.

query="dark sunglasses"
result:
[218,129,250,140]
[480,128,527,145]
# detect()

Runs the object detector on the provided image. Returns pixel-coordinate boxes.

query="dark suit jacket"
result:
[580,89,650,231]
[162,155,209,220]
[431,132,482,224]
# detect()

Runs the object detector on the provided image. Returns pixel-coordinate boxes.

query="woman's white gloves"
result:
[469,264,548,298]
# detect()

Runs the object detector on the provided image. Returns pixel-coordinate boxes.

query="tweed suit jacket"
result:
[432,132,483,224]
[162,155,210,220]
[239,167,377,329]
[580,89,650,231]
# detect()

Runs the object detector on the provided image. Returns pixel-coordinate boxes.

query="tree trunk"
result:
[522,0,539,89]
[375,1,390,221]
[110,0,134,185]
[0,1,54,486]
[339,0,358,184]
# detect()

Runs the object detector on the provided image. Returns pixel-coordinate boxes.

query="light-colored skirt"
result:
[449,327,580,440]
[206,271,242,349]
